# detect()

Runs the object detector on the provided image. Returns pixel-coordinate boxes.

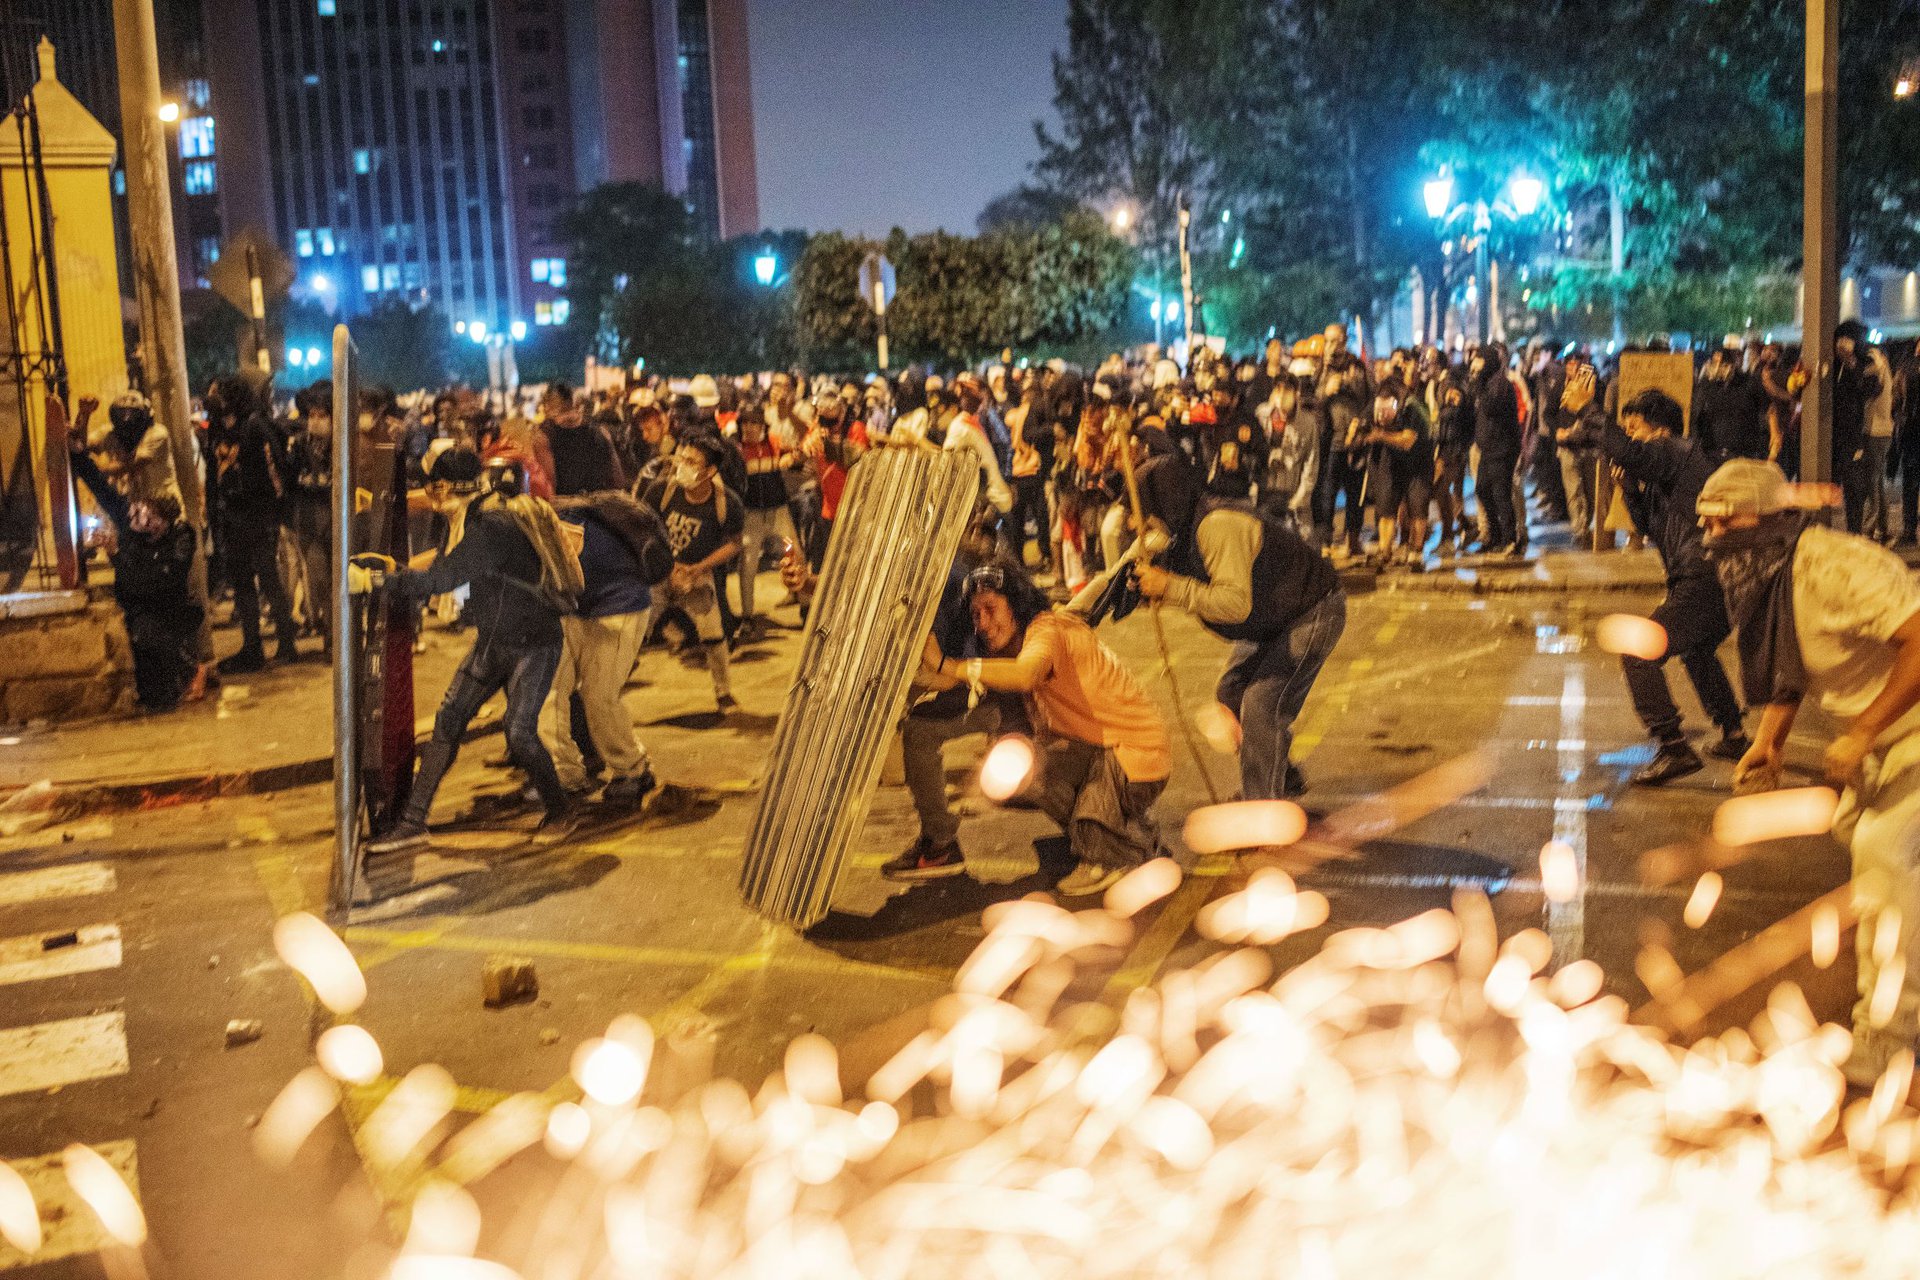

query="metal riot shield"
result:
[739,448,979,928]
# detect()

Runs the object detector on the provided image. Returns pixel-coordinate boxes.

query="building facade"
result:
[4,0,757,346]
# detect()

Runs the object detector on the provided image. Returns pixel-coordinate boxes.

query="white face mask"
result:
[674,462,704,488]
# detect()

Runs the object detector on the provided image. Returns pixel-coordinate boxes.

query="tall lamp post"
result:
[1424,170,1545,345]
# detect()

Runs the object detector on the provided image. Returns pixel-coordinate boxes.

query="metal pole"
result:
[1177,204,1195,362]
[1801,0,1839,487]
[1609,182,1627,350]
[328,324,357,915]
[1474,202,1492,346]
[112,0,198,524]
[245,243,270,375]
[873,280,889,372]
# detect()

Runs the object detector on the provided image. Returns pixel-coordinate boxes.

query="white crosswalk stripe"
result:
[0,854,139,1271]
[0,1140,140,1271]
[0,924,122,988]
[0,1012,129,1098]
[0,863,115,907]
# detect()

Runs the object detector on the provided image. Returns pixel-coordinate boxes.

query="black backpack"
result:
[554,492,674,587]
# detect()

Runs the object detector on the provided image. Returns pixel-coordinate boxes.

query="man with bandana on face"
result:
[1360,381,1433,567]
[1599,388,1748,785]
[641,433,745,712]
[1698,456,1920,1090]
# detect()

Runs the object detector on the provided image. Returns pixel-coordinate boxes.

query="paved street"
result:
[0,574,1853,1278]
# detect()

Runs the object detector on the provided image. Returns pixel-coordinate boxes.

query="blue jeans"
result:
[405,635,566,824]
[1216,591,1347,800]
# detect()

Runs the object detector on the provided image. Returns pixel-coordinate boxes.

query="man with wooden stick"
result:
[1128,451,1347,801]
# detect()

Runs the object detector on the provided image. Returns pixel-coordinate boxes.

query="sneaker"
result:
[366,820,430,856]
[601,770,657,807]
[218,647,266,675]
[1706,733,1753,762]
[1631,742,1705,787]
[880,839,967,882]
[1055,860,1125,897]
[530,807,580,847]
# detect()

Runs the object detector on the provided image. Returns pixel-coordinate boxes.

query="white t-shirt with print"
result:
[1794,524,1920,740]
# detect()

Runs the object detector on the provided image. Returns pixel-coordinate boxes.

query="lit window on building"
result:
[362,265,381,293]
[317,227,335,255]
[113,169,125,195]
[185,79,210,109]
[179,116,214,158]
[535,301,553,325]
[353,148,371,174]
[318,0,336,14]
[547,257,566,286]
[198,236,221,267]
[530,258,547,283]
[382,264,400,289]
[304,73,320,87]
[296,229,314,257]
[183,160,217,194]
[552,299,570,324]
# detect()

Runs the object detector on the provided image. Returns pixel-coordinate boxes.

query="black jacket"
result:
[1693,370,1770,460]
[391,497,563,648]
[1601,424,1717,584]
[1472,369,1522,455]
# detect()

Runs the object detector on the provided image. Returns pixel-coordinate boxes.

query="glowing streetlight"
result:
[1898,76,1916,99]
[156,101,180,123]
[753,251,778,286]
[469,320,488,343]
[1509,174,1545,217]
[1423,175,1455,221]
[510,319,527,342]
[305,346,322,366]
[1111,205,1132,232]
[308,272,332,293]
[287,346,305,368]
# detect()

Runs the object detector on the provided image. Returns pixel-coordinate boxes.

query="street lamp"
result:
[510,319,527,342]
[753,250,778,286]
[156,100,180,123]
[1111,205,1132,233]
[1423,168,1546,344]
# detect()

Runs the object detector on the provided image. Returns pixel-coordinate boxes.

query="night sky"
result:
[747,0,1069,236]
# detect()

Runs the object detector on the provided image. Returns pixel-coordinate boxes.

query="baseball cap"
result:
[688,374,720,408]
[1696,458,1792,519]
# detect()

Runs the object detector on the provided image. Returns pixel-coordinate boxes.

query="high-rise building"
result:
[3,0,758,344]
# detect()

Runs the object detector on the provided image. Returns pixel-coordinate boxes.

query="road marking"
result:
[0,863,114,907]
[1547,663,1590,965]
[342,925,949,985]
[0,924,121,987]
[0,1012,128,1098]
[0,819,113,858]
[0,1139,140,1272]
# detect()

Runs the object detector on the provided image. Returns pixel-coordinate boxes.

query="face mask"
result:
[674,462,704,488]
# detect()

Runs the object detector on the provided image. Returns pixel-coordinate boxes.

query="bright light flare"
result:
[390,1259,525,1280]
[1812,903,1841,969]
[1183,800,1307,854]
[0,1161,40,1256]
[1540,840,1580,902]
[403,1180,482,1258]
[1684,872,1725,929]
[979,735,1036,802]
[1712,788,1839,847]
[1106,858,1182,918]
[61,1145,145,1247]
[272,912,367,1014]
[254,1066,339,1166]
[1595,613,1668,661]
[544,1102,591,1158]
[1195,704,1241,754]
[315,1024,383,1084]
[573,1016,653,1108]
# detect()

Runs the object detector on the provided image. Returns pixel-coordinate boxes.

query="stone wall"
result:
[0,592,134,724]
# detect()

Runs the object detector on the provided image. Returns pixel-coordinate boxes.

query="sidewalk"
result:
[0,629,470,805]
[1374,547,1669,596]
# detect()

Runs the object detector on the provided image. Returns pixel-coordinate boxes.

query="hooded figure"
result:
[1470,342,1524,552]
[1093,454,1345,801]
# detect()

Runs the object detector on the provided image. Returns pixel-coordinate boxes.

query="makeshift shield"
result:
[738,448,980,928]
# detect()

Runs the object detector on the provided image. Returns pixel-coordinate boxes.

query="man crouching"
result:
[914,560,1171,897]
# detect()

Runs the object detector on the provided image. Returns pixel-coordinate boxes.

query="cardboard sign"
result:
[1614,352,1696,433]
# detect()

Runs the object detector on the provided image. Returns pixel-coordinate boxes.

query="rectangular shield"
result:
[739,447,980,928]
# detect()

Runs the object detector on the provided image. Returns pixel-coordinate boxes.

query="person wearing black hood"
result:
[1598,386,1749,785]
[1361,381,1433,567]
[1120,453,1346,800]
[1470,343,1523,554]
[1835,319,1884,534]
[206,374,300,672]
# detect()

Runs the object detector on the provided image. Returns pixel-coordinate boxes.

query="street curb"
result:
[0,713,506,814]
[1374,572,1667,596]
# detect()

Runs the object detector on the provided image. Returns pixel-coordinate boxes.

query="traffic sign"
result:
[858,253,895,311]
